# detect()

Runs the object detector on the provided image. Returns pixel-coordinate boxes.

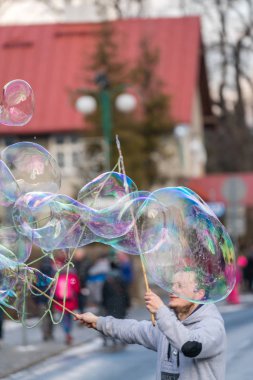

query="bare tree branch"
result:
[94,0,147,19]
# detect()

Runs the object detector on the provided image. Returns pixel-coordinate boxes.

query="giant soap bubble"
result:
[12,188,166,254]
[142,187,236,303]
[0,79,34,127]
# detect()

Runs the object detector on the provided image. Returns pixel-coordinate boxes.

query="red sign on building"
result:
[186,173,253,206]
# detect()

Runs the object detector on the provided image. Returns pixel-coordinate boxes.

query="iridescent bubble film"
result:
[143,187,236,303]
[0,252,19,298]
[0,226,32,263]
[1,142,61,193]
[12,189,165,254]
[78,171,138,209]
[1,266,55,315]
[0,160,20,206]
[0,79,34,127]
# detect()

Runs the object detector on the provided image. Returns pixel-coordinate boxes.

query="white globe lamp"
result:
[75,95,97,115]
[115,93,137,113]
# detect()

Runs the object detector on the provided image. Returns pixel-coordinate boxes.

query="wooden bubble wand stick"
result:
[28,282,77,317]
[116,136,156,326]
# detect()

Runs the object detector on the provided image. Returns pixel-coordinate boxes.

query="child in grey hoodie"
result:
[75,269,226,380]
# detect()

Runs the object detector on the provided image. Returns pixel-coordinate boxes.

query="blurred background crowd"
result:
[30,247,133,345]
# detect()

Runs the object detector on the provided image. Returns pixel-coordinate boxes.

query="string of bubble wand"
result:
[1,151,157,324]
[2,161,122,325]
[28,162,121,319]
[116,135,156,326]
[3,266,79,322]
[28,161,123,322]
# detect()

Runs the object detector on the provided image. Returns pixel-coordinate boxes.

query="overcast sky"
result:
[0,0,190,24]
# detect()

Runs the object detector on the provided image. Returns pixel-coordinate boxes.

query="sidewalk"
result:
[0,314,98,378]
[0,293,252,379]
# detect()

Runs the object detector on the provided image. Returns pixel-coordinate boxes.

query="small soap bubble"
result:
[0,79,35,127]
[1,142,61,193]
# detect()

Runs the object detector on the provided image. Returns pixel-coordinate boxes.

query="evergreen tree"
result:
[129,38,174,186]
[79,22,174,188]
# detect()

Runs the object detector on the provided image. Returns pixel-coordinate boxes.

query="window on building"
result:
[71,135,79,144]
[72,152,79,166]
[4,137,17,146]
[57,152,65,168]
[50,133,83,175]
[55,135,65,144]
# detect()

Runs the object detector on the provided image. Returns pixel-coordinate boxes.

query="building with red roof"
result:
[0,17,212,194]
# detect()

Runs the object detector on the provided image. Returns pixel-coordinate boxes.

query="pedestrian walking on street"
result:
[101,262,130,347]
[54,262,80,345]
[75,268,226,380]
[243,250,253,292]
[72,248,93,313]
[86,254,110,313]
[33,257,55,341]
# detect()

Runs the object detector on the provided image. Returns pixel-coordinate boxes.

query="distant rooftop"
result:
[0,17,211,135]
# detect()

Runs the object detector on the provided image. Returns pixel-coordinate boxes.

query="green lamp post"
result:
[75,73,137,171]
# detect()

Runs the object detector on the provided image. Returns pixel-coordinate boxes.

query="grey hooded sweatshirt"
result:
[97,303,226,380]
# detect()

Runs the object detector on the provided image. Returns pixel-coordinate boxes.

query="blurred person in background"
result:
[227,253,252,304]
[54,253,80,345]
[102,261,130,347]
[86,253,110,313]
[33,256,55,341]
[237,254,248,291]
[73,248,93,313]
[116,251,133,289]
[243,248,253,292]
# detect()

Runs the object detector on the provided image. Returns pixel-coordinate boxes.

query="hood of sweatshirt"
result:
[182,303,224,326]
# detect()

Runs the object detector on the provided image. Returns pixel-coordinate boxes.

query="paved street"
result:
[3,338,156,380]
[223,296,253,380]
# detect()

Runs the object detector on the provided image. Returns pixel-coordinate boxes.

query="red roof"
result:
[0,17,206,135]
